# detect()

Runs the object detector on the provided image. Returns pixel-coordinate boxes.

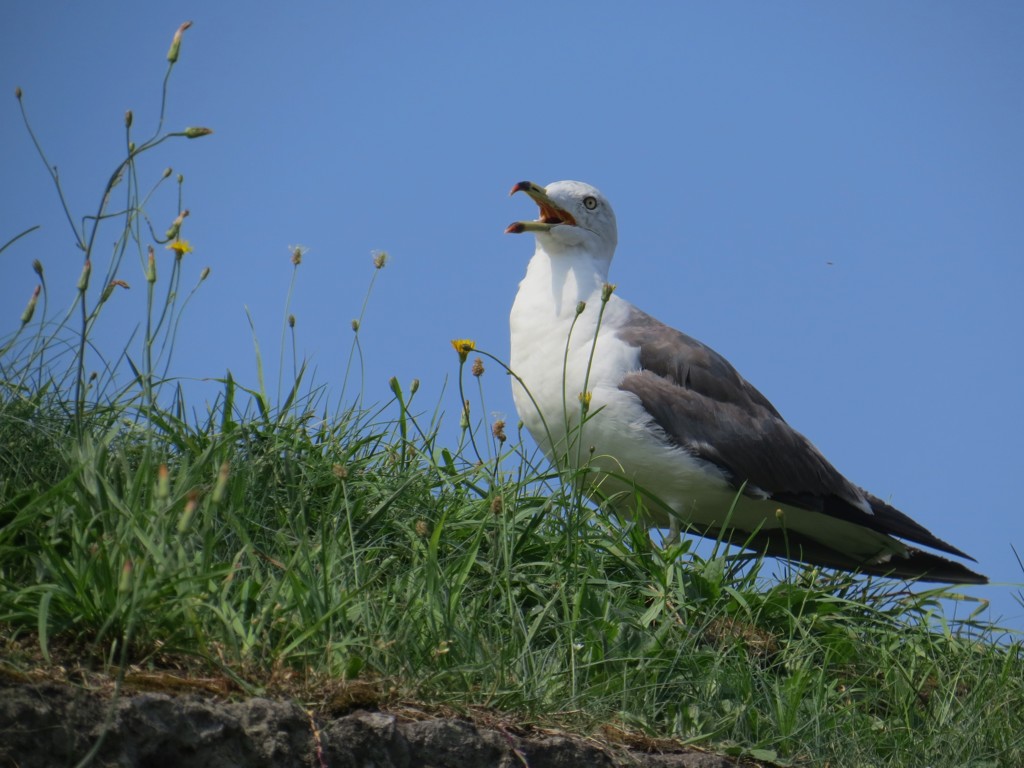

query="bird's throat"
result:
[525,246,610,319]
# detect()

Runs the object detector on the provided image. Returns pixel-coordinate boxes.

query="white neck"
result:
[509,233,632,469]
[516,239,613,318]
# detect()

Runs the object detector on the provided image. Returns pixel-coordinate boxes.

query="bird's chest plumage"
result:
[510,275,657,465]
[509,250,733,526]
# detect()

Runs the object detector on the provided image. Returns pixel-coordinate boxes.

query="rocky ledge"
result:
[0,681,756,767]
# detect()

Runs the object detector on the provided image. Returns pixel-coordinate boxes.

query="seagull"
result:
[505,179,986,584]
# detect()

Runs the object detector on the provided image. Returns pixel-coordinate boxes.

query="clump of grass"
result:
[2,20,213,430]
[2,21,1023,768]
[3,371,1022,766]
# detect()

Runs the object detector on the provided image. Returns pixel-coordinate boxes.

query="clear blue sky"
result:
[3,3,1022,627]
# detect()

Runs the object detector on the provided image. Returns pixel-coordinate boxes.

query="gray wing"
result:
[615,306,975,561]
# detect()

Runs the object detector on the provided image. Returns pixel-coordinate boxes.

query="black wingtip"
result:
[701,525,989,585]
[862,492,977,562]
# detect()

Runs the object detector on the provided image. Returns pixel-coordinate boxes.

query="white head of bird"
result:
[506,180,618,263]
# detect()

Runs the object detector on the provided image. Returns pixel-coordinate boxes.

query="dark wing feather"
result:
[615,306,978,563]
[704,524,988,585]
[615,307,861,504]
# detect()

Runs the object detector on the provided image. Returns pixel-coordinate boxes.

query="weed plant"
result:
[1,22,1022,768]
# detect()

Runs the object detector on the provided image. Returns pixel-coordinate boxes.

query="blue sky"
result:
[3,3,1022,627]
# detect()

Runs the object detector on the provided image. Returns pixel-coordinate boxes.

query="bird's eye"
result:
[583,196,598,210]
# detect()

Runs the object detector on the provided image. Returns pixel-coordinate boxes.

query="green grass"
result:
[2,361,1022,767]
[2,21,1023,768]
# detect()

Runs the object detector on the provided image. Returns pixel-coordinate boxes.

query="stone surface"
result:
[0,681,752,767]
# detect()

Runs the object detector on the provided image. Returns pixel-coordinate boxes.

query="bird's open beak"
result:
[505,181,577,234]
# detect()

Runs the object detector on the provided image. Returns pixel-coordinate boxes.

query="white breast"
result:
[509,246,731,528]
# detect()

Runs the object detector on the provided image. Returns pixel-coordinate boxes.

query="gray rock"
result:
[0,682,753,768]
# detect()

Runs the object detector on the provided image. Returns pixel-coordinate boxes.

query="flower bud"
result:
[119,560,133,593]
[177,490,199,533]
[601,282,616,302]
[77,260,91,292]
[164,209,189,240]
[212,461,230,503]
[575,301,586,316]
[32,259,43,277]
[125,110,133,128]
[20,285,40,325]
[98,280,122,304]
[166,20,193,64]
[579,391,592,414]
[183,126,213,139]
[157,463,170,499]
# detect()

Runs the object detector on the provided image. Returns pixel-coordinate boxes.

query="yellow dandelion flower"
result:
[166,240,194,257]
[450,338,476,363]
